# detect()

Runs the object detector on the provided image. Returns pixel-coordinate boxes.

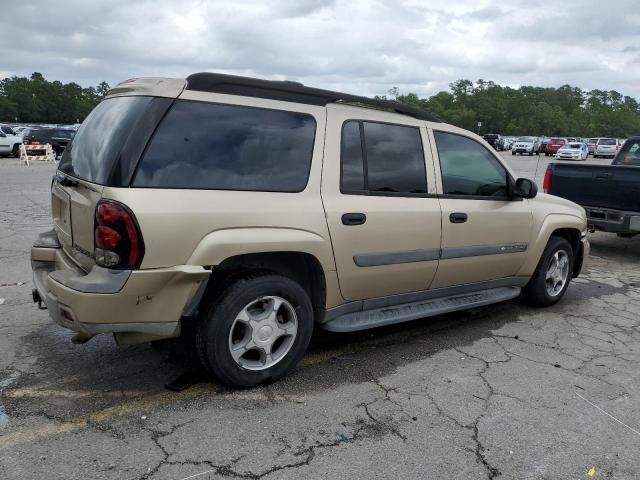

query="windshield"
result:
[613,140,640,166]
[517,137,534,142]
[59,96,161,184]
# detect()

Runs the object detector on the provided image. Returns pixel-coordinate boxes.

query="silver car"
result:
[594,138,619,158]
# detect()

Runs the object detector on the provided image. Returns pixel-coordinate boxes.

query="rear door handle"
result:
[342,213,367,226]
[449,212,468,224]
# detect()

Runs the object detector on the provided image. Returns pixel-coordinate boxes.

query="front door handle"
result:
[342,213,367,226]
[449,212,468,224]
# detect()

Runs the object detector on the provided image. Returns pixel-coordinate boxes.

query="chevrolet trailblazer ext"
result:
[31,73,588,387]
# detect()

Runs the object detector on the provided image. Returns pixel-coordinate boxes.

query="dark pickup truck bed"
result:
[546,163,640,234]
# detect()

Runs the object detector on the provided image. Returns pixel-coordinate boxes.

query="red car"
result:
[545,138,567,156]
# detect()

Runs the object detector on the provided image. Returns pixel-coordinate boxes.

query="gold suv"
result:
[31,73,588,387]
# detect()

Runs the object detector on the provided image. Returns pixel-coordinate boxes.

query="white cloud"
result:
[0,0,638,98]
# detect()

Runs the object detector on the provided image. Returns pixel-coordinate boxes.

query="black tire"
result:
[12,144,20,157]
[522,236,573,307]
[0,154,9,158]
[511,151,516,156]
[196,272,314,388]
[528,151,533,156]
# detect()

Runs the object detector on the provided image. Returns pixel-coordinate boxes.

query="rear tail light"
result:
[94,199,145,269]
[543,166,551,193]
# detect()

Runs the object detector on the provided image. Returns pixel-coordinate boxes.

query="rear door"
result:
[429,129,533,288]
[322,106,442,301]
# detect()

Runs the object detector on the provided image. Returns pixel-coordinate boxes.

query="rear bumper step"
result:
[321,286,521,332]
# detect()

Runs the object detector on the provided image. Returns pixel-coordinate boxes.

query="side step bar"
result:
[321,286,521,332]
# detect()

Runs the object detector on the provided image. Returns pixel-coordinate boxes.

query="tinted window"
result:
[134,101,316,192]
[613,141,640,166]
[53,130,75,139]
[341,121,364,192]
[59,96,159,184]
[364,122,426,193]
[434,131,508,197]
[340,121,427,195]
[1,126,14,134]
[599,138,616,145]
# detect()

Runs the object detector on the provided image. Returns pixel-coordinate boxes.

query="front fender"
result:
[516,213,585,277]
[186,227,336,272]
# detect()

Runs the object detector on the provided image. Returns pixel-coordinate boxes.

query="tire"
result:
[0,154,9,158]
[12,144,20,157]
[511,151,516,156]
[528,151,533,156]
[196,272,314,388]
[522,236,574,307]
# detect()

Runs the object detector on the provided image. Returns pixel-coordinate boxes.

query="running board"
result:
[321,286,521,332]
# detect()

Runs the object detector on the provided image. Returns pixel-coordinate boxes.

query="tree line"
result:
[1,73,639,137]
[386,79,640,138]
[0,72,110,124]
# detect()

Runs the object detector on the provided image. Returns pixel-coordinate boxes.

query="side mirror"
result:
[513,178,537,199]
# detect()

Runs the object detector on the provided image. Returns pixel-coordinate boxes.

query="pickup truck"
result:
[545,135,640,236]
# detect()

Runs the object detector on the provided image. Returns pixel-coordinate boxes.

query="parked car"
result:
[511,136,539,156]
[0,125,24,157]
[22,127,76,157]
[545,135,640,237]
[594,138,620,158]
[497,136,511,150]
[545,138,567,156]
[31,73,588,387]
[586,138,599,155]
[555,142,588,161]
[482,134,502,150]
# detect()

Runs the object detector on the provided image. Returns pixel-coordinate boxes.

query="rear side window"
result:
[133,101,316,192]
[340,120,427,195]
[434,131,508,198]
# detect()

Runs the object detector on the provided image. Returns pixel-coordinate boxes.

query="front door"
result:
[321,106,442,301]
[429,129,534,289]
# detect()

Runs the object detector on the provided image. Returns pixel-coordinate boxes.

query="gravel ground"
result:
[1,153,639,480]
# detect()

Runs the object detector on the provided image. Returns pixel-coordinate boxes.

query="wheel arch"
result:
[517,214,585,278]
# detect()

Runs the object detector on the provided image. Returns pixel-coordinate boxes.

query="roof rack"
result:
[185,72,441,123]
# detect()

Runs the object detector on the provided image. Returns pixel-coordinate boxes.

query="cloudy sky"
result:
[1,0,639,98]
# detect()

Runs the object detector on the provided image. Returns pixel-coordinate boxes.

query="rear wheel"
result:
[12,144,20,157]
[196,273,314,388]
[511,151,516,156]
[522,236,573,307]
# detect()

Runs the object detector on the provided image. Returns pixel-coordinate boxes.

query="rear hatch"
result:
[54,94,175,271]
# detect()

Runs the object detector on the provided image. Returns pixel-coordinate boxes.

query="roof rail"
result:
[185,72,441,123]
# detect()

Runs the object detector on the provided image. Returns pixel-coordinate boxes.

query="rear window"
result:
[59,96,168,185]
[589,138,598,143]
[599,138,616,145]
[133,101,316,192]
[550,138,565,143]
[613,141,640,166]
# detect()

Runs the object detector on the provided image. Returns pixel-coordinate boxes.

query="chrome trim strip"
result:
[353,248,440,267]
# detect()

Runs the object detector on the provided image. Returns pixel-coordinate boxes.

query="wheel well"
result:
[203,252,326,321]
[550,228,582,277]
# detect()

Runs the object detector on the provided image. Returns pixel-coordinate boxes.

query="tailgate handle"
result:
[54,173,78,187]
[594,173,611,180]
[342,213,367,226]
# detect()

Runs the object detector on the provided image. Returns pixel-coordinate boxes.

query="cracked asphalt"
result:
[1,154,640,479]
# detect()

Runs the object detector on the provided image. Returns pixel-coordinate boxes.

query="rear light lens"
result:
[94,199,144,269]
[543,166,551,193]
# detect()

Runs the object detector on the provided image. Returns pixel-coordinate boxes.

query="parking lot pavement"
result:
[1,156,640,480]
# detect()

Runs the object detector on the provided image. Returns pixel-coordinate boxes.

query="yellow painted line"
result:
[0,384,214,450]
[0,347,350,450]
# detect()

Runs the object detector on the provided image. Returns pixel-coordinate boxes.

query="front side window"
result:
[433,131,508,197]
[340,120,427,195]
[134,101,316,192]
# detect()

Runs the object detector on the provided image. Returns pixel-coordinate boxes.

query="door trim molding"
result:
[353,242,528,267]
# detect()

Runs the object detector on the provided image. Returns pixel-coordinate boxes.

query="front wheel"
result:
[522,236,573,307]
[196,273,314,388]
[511,151,516,156]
